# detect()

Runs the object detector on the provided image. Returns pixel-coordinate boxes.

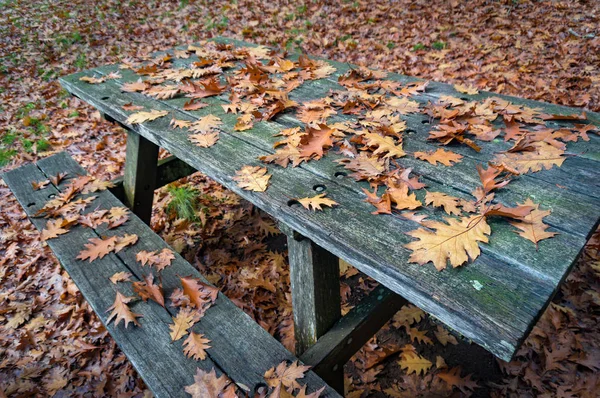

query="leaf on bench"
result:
[169,308,197,341]
[132,273,165,307]
[126,109,169,125]
[183,332,211,361]
[185,368,235,398]
[106,292,142,328]
[233,165,271,192]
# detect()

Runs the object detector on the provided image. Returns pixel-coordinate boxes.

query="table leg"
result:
[286,230,344,392]
[123,130,159,225]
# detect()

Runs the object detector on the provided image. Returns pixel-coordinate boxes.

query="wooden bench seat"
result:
[55,36,600,365]
[2,152,340,398]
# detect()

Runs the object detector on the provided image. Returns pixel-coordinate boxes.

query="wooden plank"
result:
[300,286,406,387]
[123,130,159,224]
[31,152,340,398]
[58,74,583,361]
[2,161,224,398]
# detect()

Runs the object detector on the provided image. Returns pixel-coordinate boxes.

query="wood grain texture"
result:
[3,153,340,398]
[58,41,600,362]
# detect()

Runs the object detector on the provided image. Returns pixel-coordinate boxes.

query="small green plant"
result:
[412,42,426,51]
[432,41,446,50]
[16,102,36,119]
[74,53,87,69]
[2,131,17,145]
[0,149,16,167]
[167,185,199,221]
[36,139,51,152]
[386,41,396,49]
[296,5,307,14]
[21,138,33,152]
[68,110,79,118]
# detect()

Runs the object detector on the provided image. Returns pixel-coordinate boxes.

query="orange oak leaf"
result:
[76,236,118,262]
[363,187,392,215]
[106,292,142,328]
[437,366,479,394]
[189,132,219,148]
[183,332,212,361]
[185,368,234,398]
[406,326,433,345]
[453,83,479,95]
[387,182,422,210]
[122,103,144,111]
[298,125,335,160]
[493,141,566,174]
[414,148,463,166]
[234,113,254,131]
[190,115,222,133]
[180,276,219,309]
[434,325,458,346]
[109,272,132,284]
[296,193,338,211]
[264,360,311,390]
[114,233,138,253]
[509,198,557,248]
[361,131,405,159]
[40,218,70,241]
[169,308,196,341]
[233,165,271,192]
[132,273,165,307]
[122,79,149,93]
[424,191,462,216]
[135,248,175,271]
[405,215,490,270]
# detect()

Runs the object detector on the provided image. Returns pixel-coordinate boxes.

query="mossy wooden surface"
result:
[58,38,600,362]
[3,153,340,398]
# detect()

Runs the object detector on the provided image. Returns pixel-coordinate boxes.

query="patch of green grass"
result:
[36,139,51,152]
[0,149,17,167]
[296,5,307,14]
[339,34,353,42]
[74,53,87,69]
[16,103,36,119]
[412,42,426,51]
[386,41,396,49]
[167,185,199,221]
[2,130,17,145]
[432,41,446,50]
[68,110,79,118]
[21,138,34,152]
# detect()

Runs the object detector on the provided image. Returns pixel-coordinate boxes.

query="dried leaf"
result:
[296,193,338,211]
[233,165,271,192]
[126,109,169,125]
[183,332,211,361]
[106,292,142,328]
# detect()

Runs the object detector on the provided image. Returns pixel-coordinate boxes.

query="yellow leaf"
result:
[398,351,432,376]
[190,114,222,133]
[361,131,406,159]
[453,83,479,95]
[169,309,196,341]
[233,165,271,192]
[405,215,490,270]
[296,193,338,211]
[189,132,219,148]
[126,109,169,125]
[183,332,211,360]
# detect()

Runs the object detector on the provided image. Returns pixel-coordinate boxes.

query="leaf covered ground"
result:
[1,0,599,396]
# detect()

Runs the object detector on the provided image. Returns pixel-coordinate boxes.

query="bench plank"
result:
[31,152,339,398]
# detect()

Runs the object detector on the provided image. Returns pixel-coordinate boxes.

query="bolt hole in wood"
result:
[27,202,35,207]
[254,383,268,396]
[101,96,110,100]
[460,97,469,101]
[406,129,416,135]
[421,119,430,124]
[48,194,56,199]
[287,199,301,207]
[334,171,347,179]
[313,184,326,192]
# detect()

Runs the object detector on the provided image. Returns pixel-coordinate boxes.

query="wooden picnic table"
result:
[58,36,600,376]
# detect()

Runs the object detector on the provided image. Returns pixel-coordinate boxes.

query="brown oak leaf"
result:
[106,292,142,328]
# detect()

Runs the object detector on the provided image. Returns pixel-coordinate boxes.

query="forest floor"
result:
[1,0,599,397]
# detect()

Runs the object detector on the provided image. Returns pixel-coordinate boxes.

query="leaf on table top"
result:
[126,109,169,125]
[106,292,142,328]
[233,165,271,192]
[234,113,254,131]
[32,179,50,190]
[122,102,144,111]
[132,273,165,307]
[109,271,132,284]
[385,96,421,114]
[437,366,479,393]
[260,145,302,168]
[190,114,222,133]
[136,248,175,271]
[361,131,406,159]
[493,141,566,174]
[298,124,335,160]
[183,332,211,361]
[509,198,557,248]
[76,236,118,262]
[387,182,422,210]
[183,99,208,111]
[121,79,149,93]
[335,152,385,181]
[49,172,68,186]
[476,164,511,195]
[405,215,490,271]
[169,308,196,341]
[453,83,479,95]
[170,118,193,129]
[363,187,392,215]
[414,148,463,166]
[145,85,180,99]
[114,233,138,252]
[189,131,219,148]
[296,193,338,211]
[185,368,234,398]
[398,351,432,376]
[40,218,70,241]
[264,360,311,390]
[424,191,462,216]
[79,76,106,84]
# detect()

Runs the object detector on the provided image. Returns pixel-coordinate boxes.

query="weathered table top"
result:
[59,37,600,362]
